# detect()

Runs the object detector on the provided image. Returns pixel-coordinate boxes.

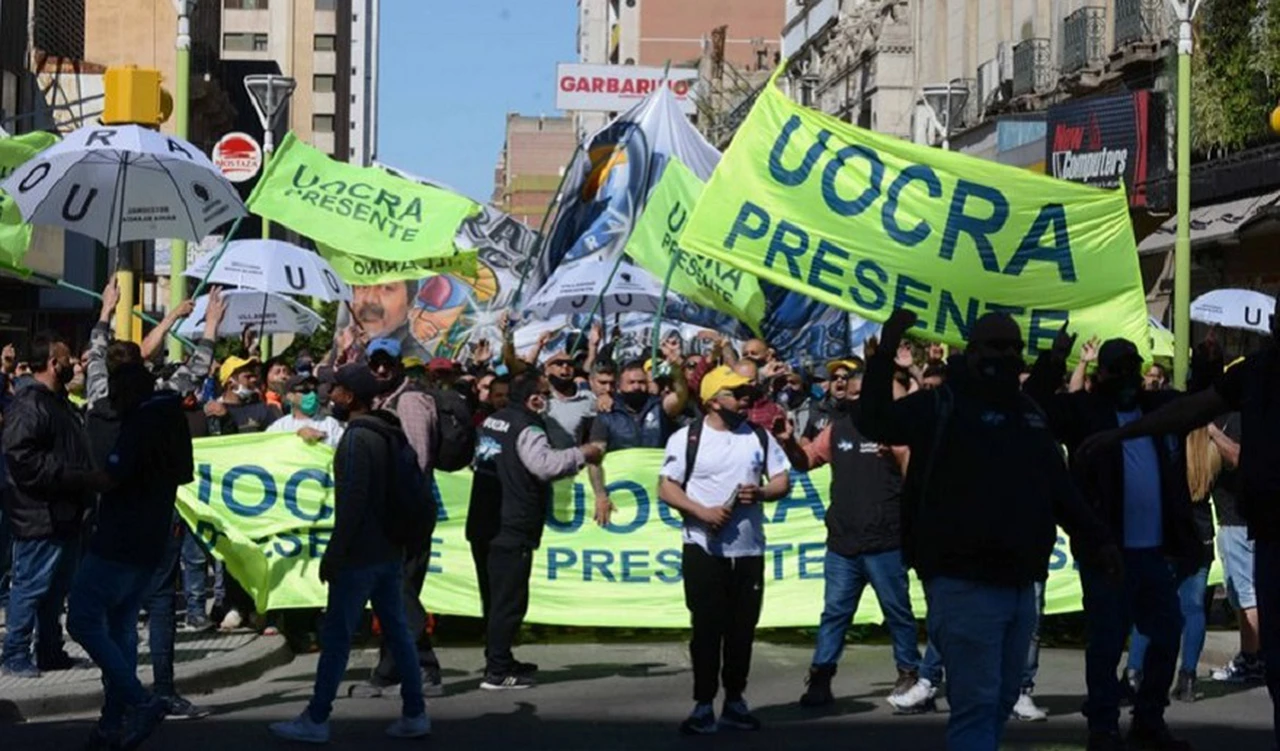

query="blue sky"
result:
[377,1,578,204]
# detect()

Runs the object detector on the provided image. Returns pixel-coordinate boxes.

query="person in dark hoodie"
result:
[1024,331,1205,751]
[67,361,194,751]
[270,364,430,744]
[1,331,96,679]
[857,309,1120,751]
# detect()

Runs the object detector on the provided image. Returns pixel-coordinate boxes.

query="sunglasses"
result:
[727,385,756,400]
[830,371,853,382]
[291,386,316,395]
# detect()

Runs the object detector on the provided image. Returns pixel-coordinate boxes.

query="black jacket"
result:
[325,411,405,574]
[856,352,1112,587]
[1024,354,1201,569]
[2,381,96,540]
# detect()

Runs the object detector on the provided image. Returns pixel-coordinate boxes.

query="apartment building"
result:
[492,115,578,229]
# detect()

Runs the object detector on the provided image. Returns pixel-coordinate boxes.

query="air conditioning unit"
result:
[978,59,999,112]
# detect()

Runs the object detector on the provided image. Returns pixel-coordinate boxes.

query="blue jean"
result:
[1127,564,1209,675]
[926,576,1036,751]
[2,536,79,666]
[146,521,184,695]
[1022,582,1045,691]
[66,553,155,732]
[0,501,11,608]
[919,640,944,684]
[180,531,208,621]
[1081,548,1181,734]
[307,560,424,723]
[1253,538,1280,749]
[812,549,920,671]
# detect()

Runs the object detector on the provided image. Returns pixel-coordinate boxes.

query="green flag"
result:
[625,158,766,334]
[246,133,479,261]
[0,131,59,270]
[319,245,479,284]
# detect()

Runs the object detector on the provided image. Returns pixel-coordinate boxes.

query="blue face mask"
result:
[810,384,826,401]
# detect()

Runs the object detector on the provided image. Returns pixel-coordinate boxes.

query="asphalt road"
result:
[3,641,1274,750]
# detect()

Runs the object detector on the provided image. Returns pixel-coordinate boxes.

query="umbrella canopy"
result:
[186,239,351,302]
[1,124,244,246]
[1190,288,1276,335]
[176,289,322,338]
[523,260,674,320]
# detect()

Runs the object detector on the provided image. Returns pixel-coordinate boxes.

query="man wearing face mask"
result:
[205,356,280,434]
[542,350,596,450]
[477,372,604,689]
[588,359,687,525]
[1024,335,1201,751]
[267,374,345,449]
[858,310,1119,751]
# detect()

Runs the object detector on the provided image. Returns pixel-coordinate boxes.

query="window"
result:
[224,33,269,52]
[313,74,335,93]
[225,0,269,8]
[312,115,335,133]
[315,0,337,9]
[314,34,336,51]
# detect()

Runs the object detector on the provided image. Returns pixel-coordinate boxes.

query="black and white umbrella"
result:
[176,289,323,339]
[1190,288,1276,335]
[0,124,245,246]
[524,260,674,319]
[185,239,351,302]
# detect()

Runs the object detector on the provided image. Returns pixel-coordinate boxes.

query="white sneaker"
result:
[385,713,431,739]
[220,608,244,631]
[269,712,331,744]
[888,677,936,711]
[1012,692,1048,722]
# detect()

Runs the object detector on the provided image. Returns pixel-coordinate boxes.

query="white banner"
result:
[556,63,699,115]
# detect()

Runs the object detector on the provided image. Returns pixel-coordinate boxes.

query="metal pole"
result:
[261,133,273,361]
[115,245,135,342]
[942,84,952,151]
[167,1,191,362]
[1173,2,1193,389]
[650,247,681,366]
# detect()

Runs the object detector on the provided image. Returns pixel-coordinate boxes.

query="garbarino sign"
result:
[1046,90,1167,209]
[556,63,699,115]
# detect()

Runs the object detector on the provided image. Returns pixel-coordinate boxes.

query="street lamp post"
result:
[245,74,295,359]
[167,0,194,361]
[921,79,969,151]
[1170,0,1203,389]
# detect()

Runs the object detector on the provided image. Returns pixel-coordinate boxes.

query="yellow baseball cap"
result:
[699,365,751,403]
[219,356,258,386]
[825,358,865,377]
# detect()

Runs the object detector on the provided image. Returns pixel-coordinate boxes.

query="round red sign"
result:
[212,132,263,183]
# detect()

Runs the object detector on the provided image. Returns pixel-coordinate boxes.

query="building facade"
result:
[492,115,578,229]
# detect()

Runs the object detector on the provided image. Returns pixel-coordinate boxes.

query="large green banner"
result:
[246,133,479,261]
[179,434,1203,628]
[679,69,1151,360]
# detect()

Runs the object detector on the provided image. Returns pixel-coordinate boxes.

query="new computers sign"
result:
[1045,90,1167,209]
[556,63,699,115]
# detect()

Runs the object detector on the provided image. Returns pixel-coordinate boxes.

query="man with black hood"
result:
[857,309,1119,751]
[1025,333,1202,751]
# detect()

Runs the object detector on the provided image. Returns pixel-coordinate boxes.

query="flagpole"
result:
[170,215,244,339]
[569,254,629,355]
[650,247,681,366]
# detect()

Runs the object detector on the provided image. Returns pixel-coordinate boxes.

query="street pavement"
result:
[3,638,1274,750]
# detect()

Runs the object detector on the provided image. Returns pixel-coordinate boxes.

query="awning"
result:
[1137,189,1280,256]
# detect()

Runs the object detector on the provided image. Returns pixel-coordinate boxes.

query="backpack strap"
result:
[682,417,705,490]
[750,423,771,481]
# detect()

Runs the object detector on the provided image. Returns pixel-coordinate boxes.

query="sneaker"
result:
[1171,670,1198,703]
[1211,654,1265,683]
[799,665,835,708]
[424,666,444,698]
[1012,691,1048,721]
[0,658,41,679]
[889,668,919,706]
[1122,668,1143,706]
[268,712,330,744]
[480,673,535,690]
[179,616,214,633]
[161,694,211,720]
[385,713,431,739]
[513,660,539,676]
[38,650,89,671]
[119,696,167,751]
[889,677,937,713]
[1088,730,1128,751]
[219,608,244,631]
[719,698,761,731]
[1129,719,1192,751]
[678,703,717,735]
[347,679,392,699]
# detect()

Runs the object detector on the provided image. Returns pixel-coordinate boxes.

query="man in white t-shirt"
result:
[658,366,791,736]
[266,374,345,449]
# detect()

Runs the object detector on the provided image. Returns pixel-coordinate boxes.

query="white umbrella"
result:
[1,123,244,246]
[185,239,350,302]
[176,289,323,339]
[524,260,674,319]
[1190,288,1276,335]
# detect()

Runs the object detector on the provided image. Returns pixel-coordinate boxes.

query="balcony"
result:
[1011,38,1053,98]
[1062,7,1107,74]
[1114,0,1166,48]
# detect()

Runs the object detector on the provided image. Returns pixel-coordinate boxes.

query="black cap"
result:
[1098,339,1142,370]
[285,373,318,392]
[332,363,382,405]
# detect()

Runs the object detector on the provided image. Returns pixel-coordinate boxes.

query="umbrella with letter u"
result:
[523,260,674,319]
[185,239,351,302]
[176,289,323,339]
[1190,288,1276,335]
[0,123,245,246]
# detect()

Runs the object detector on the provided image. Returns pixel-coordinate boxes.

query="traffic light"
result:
[103,66,173,127]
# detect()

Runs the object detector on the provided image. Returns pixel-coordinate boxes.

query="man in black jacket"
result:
[1024,334,1200,751]
[477,371,603,690]
[270,364,430,744]
[0,332,95,678]
[858,310,1118,751]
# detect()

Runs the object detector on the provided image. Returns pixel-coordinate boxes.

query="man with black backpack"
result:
[657,366,792,736]
[270,364,431,744]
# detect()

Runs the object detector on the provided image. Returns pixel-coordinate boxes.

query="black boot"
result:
[1171,670,1198,703]
[799,664,836,707]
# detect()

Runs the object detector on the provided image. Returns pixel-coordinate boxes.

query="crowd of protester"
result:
[0,280,1275,751]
